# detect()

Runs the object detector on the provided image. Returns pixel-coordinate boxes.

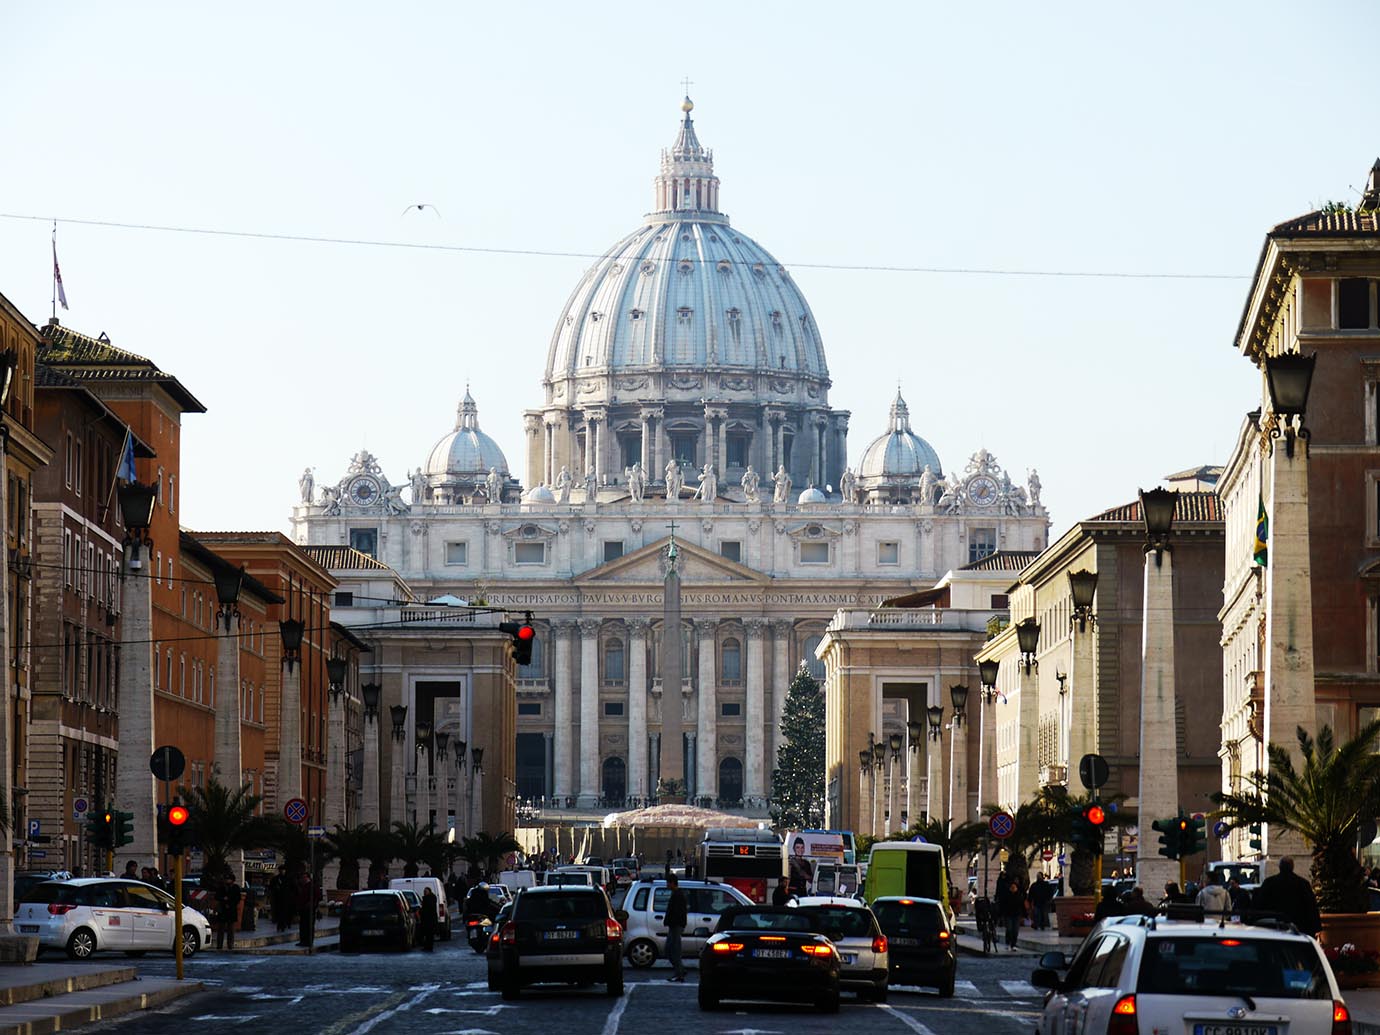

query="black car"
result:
[486,902,514,991]
[871,896,956,996]
[698,906,841,1013]
[339,890,415,952]
[499,886,624,999]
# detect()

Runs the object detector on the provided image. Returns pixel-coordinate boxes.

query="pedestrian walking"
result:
[771,877,791,907]
[1196,879,1231,915]
[418,887,439,952]
[296,869,315,948]
[1028,877,1054,930]
[664,874,688,980]
[268,866,290,931]
[995,876,1026,950]
[1254,856,1321,935]
[215,875,242,951]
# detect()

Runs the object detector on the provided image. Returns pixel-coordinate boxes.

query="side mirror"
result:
[614,909,629,926]
[1030,968,1061,990]
[1039,950,1069,970]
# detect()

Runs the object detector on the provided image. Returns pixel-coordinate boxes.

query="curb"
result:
[0,966,137,1007]
[0,978,204,1035]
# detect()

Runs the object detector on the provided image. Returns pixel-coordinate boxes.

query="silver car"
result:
[790,896,890,1002]
[614,879,751,968]
[15,878,213,960]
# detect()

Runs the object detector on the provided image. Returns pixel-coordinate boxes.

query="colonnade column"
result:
[115,537,157,868]
[553,621,574,802]
[325,687,346,832]
[628,619,650,800]
[695,619,718,802]
[744,619,766,804]
[361,697,380,828]
[389,720,407,830]
[927,732,944,822]
[1137,543,1179,894]
[415,741,432,829]
[279,659,302,805]
[578,618,602,808]
[769,621,792,765]
[213,610,242,785]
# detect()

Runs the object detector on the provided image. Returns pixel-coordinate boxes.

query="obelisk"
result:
[660,533,684,791]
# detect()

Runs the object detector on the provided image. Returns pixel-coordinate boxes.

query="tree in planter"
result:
[1213,722,1380,914]
[180,778,279,883]
[325,823,390,890]
[770,664,825,830]
[458,831,523,876]
[982,786,1133,895]
[389,821,446,878]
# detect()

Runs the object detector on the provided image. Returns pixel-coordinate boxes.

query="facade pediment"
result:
[501,521,560,543]
[576,537,767,585]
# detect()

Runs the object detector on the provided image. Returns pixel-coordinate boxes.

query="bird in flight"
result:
[401,203,442,219]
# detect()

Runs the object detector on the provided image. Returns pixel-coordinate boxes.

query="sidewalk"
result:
[953,917,1084,958]
[0,962,202,1035]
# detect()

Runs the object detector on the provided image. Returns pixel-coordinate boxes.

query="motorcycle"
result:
[466,912,495,954]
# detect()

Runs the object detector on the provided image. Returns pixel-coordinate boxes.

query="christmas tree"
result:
[770,663,825,829]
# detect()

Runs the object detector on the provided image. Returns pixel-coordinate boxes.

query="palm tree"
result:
[326,824,388,890]
[983,786,1133,895]
[389,821,446,877]
[459,831,522,875]
[181,778,277,882]
[1213,722,1380,914]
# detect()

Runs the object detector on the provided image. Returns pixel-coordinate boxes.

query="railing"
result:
[828,608,1000,634]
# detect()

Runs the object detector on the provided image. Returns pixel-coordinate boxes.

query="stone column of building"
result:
[542,732,553,800]
[115,539,158,868]
[650,733,661,787]
[214,610,243,785]
[362,705,381,828]
[770,622,792,767]
[926,733,944,822]
[389,722,407,830]
[1069,622,1096,774]
[744,620,766,803]
[1137,547,1179,894]
[627,618,650,800]
[553,621,574,802]
[578,618,602,807]
[470,762,484,834]
[325,687,347,831]
[279,659,303,806]
[886,748,899,833]
[436,741,450,834]
[686,730,697,793]
[949,717,967,829]
[416,742,432,828]
[695,619,718,801]
[859,764,871,838]
[872,757,883,835]
[906,734,922,832]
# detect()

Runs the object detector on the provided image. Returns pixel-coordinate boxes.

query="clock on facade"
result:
[347,475,381,506]
[967,475,999,507]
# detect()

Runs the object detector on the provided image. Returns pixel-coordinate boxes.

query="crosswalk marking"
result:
[998,980,1038,997]
[955,980,979,996]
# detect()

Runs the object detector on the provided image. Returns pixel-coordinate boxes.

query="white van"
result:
[498,870,537,892]
[388,877,451,940]
[549,865,609,889]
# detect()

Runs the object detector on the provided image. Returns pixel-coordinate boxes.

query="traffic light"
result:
[113,809,134,848]
[86,806,113,850]
[167,802,191,854]
[499,620,536,666]
[1069,806,1091,850]
[1085,804,1107,851]
[1152,816,1182,860]
[1248,822,1263,852]
[1182,815,1206,856]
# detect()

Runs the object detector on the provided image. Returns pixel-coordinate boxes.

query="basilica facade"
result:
[291,99,1051,818]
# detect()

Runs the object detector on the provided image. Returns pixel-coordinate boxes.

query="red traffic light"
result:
[1085,805,1106,826]
[517,625,535,642]
[103,811,113,824]
[168,805,189,827]
[1176,817,1189,832]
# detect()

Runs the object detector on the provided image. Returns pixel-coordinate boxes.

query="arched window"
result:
[721,638,742,683]
[604,638,625,685]
[803,635,824,681]
[519,632,545,679]
[718,758,743,806]
[602,757,627,805]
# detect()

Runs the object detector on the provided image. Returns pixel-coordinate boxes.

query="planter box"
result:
[1319,913,1380,953]
[1054,895,1097,938]
[1335,969,1380,990]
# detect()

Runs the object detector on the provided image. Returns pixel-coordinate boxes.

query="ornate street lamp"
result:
[978,658,1000,703]
[1265,351,1317,457]
[1139,487,1178,566]
[361,683,381,719]
[213,565,244,630]
[471,746,484,773]
[455,740,468,766]
[871,741,886,769]
[435,731,450,762]
[415,719,433,752]
[926,704,944,741]
[1068,569,1098,632]
[117,480,157,556]
[888,732,903,758]
[278,617,305,672]
[858,748,872,772]
[389,704,408,740]
[326,656,348,701]
[907,719,924,751]
[949,684,969,727]
[1016,618,1040,674]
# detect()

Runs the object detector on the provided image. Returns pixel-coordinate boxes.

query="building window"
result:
[670,433,698,466]
[800,542,829,564]
[603,541,624,563]
[74,439,83,496]
[168,474,175,514]
[519,633,545,679]
[877,541,900,565]
[514,542,546,564]
[721,702,741,717]
[803,634,824,680]
[726,433,749,469]
[721,638,741,683]
[518,702,542,716]
[969,527,997,564]
[603,701,625,717]
[619,434,641,470]
[720,541,741,563]
[334,591,354,607]
[603,638,625,685]
[444,541,468,565]
[990,593,1009,609]
[349,528,378,557]
[1340,278,1374,329]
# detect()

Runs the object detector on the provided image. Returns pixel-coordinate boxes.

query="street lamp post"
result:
[858,748,872,838]
[325,657,348,832]
[906,719,923,836]
[455,740,468,838]
[470,746,485,836]
[388,704,407,828]
[1137,486,1180,894]
[870,740,885,837]
[926,704,944,824]
[212,565,245,786]
[887,733,902,835]
[976,659,999,818]
[415,720,434,830]
[435,732,451,839]
[277,616,306,805]
[948,684,969,827]
[360,684,381,827]
[1067,569,1098,771]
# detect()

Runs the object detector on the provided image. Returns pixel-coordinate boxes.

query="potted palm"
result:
[1213,721,1380,964]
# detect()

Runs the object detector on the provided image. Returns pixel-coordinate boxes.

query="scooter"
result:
[466,913,495,954]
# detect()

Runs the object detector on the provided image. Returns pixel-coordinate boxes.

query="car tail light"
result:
[48,903,76,916]
[1106,994,1137,1035]
[801,943,834,957]
[605,918,622,941]
[1333,1000,1352,1035]
[711,941,745,953]
[872,935,888,954]
[937,930,951,942]
[501,922,516,946]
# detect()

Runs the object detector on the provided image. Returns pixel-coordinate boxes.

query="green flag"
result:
[1253,494,1268,567]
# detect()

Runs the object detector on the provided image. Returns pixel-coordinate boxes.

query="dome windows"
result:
[752,263,766,278]
[590,311,603,322]
[640,261,656,276]
[716,259,733,274]
[681,232,692,242]
[726,307,741,325]
[629,308,644,322]
[677,260,694,275]
[677,307,693,324]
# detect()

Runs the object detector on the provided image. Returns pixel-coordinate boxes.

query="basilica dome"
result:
[424,390,510,480]
[859,392,942,481]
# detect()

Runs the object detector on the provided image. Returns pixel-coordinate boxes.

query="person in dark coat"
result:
[1028,878,1055,930]
[771,877,792,907]
[418,888,439,952]
[269,866,291,931]
[215,875,242,951]
[1254,856,1321,935]
[994,877,1026,950]
[664,874,688,980]
[296,869,315,948]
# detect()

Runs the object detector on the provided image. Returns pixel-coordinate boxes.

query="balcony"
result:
[1039,764,1067,787]
[827,608,1002,635]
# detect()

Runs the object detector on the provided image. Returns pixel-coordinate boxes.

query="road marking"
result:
[191,1016,260,1024]
[955,980,980,995]
[600,982,636,1035]
[877,1005,938,1035]
[341,982,443,1035]
[999,980,1038,997]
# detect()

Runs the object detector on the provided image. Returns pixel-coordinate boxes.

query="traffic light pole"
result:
[1092,791,1103,905]
[174,852,184,981]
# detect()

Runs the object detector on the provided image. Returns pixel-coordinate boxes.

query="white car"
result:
[1031,910,1349,1035]
[614,879,751,968]
[790,896,890,1002]
[15,878,214,960]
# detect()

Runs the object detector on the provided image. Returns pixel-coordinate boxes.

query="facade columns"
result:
[362,710,380,828]
[436,743,450,834]
[627,619,650,800]
[770,621,792,767]
[325,689,346,832]
[872,757,883,835]
[695,619,718,801]
[553,621,574,802]
[389,724,406,831]
[949,717,967,828]
[927,732,944,822]
[578,618,601,807]
[416,742,432,829]
[542,733,554,802]
[278,661,302,806]
[907,732,922,831]
[744,619,766,804]
[213,611,242,786]
[470,762,484,835]
[1137,548,1179,894]
[886,747,899,833]
[859,764,871,838]
[115,540,158,868]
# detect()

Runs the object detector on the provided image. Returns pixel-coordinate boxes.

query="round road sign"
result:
[73,797,89,815]
[284,797,308,825]
[150,745,187,782]
[989,811,1015,840]
[1042,849,1054,861]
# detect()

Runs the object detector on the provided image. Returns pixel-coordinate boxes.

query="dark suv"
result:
[871,896,956,996]
[499,886,624,999]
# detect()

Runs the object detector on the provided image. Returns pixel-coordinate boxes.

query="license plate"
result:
[363,929,384,936]
[842,953,857,964]
[753,948,790,958]
[544,930,579,940]
[891,937,919,946]
[18,925,37,934]
[1193,1026,1279,1035]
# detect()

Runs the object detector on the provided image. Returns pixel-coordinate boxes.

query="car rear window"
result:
[1138,937,1330,1000]
[347,894,401,916]
[810,906,875,939]
[518,894,606,922]
[717,910,815,933]
[20,882,75,904]
[872,900,943,933]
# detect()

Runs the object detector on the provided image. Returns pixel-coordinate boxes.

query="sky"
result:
[1,3,1375,544]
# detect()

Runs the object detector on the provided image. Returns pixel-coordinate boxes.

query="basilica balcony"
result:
[650,679,693,696]
[827,608,1001,635]
[517,678,551,696]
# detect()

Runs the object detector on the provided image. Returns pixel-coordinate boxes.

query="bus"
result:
[864,841,951,917]
[783,830,861,896]
[699,827,783,904]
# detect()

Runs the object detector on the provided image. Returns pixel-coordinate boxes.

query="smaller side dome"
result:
[423,389,511,482]
[858,391,943,480]
[525,484,556,504]
[797,484,827,505]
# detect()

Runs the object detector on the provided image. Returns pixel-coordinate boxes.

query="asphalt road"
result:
[92,940,1045,1035]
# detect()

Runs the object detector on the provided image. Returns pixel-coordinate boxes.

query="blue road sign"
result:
[989,811,1015,839]
[1213,820,1230,840]
[283,797,308,825]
